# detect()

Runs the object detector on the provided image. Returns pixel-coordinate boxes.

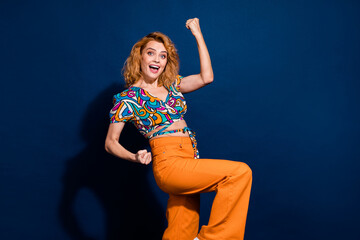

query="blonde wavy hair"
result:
[122,32,179,88]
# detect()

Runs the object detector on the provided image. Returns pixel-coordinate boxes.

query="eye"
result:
[147,51,154,56]
[160,54,167,59]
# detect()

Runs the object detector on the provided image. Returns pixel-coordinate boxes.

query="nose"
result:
[154,54,160,63]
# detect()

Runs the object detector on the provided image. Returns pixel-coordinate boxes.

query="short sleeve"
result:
[109,93,134,123]
[174,75,183,91]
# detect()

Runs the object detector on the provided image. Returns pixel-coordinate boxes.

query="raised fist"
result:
[186,18,202,37]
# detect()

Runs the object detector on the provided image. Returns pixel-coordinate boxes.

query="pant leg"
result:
[162,194,200,240]
[151,137,252,240]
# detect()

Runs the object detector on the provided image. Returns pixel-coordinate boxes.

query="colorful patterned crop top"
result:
[109,75,199,158]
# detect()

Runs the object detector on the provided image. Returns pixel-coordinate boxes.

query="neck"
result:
[138,76,160,88]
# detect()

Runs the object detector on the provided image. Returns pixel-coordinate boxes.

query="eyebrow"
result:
[146,47,168,54]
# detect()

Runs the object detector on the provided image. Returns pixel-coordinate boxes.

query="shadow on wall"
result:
[58,83,165,240]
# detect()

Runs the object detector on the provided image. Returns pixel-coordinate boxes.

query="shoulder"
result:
[175,75,183,85]
[112,88,138,104]
[109,89,136,123]
[172,75,183,91]
[110,88,137,116]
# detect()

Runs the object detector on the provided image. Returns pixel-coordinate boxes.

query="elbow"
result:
[105,137,120,154]
[104,140,112,153]
[204,75,214,85]
[200,72,214,85]
[104,143,110,153]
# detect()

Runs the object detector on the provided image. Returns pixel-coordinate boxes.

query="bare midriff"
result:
[145,119,189,139]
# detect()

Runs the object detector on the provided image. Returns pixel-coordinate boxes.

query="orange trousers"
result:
[150,136,252,240]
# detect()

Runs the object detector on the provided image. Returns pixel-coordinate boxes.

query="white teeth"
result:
[149,65,159,69]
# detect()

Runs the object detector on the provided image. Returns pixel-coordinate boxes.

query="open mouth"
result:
[149,65,160,73]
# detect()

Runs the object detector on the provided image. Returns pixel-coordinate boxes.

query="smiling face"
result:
[140,40,168,82]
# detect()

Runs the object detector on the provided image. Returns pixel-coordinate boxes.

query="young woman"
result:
[105,18,252,240]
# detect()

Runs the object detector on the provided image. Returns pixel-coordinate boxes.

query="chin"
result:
[153,72,164,80]
[142,69,165,82]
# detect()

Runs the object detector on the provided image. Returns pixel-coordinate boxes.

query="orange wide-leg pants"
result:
[150,136,252,240]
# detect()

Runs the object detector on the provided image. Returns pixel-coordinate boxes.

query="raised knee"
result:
[235,162,252,179]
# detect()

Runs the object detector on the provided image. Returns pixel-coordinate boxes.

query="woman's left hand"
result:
[186,18,202,37]
[135,149,152,165]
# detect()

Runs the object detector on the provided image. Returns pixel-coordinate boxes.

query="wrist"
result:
[130,153,137,162]
[194,34,205,45]
[193,31,203,39]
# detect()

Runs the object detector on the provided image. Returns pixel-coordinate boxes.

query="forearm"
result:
[105,139,136,162]
[194,32,214,84]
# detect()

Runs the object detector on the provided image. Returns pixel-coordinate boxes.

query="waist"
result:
[149,131,189,140]
[150,127,200,159]
[149,136,192,149]
[144,119,187,138]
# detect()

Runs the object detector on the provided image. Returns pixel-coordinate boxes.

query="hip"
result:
[150,136,194,160]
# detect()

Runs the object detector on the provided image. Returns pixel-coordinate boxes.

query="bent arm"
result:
[105,122,136,161]
[180,18,214,93]
[105,122,151,164]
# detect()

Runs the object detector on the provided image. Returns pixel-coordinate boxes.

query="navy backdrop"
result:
[1,0,360,239]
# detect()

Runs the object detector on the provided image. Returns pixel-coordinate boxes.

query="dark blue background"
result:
[1,0,359,239]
